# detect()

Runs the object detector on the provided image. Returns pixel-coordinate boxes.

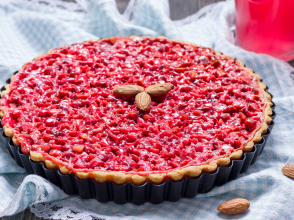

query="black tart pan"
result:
[0,72,276,204]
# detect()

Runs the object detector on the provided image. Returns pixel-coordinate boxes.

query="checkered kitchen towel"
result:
[0,0,294,219]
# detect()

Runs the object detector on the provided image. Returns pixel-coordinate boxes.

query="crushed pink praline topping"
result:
[0,37,266,173]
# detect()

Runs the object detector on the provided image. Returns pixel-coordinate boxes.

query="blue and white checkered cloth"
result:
[1,0,294,219]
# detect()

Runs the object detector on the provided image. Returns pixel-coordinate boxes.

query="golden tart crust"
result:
[0,36,272,186]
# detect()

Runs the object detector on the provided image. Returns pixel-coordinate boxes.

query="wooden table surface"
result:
[1,0,293,219]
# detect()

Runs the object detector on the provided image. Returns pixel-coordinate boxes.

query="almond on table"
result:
[217,198,250,215]
[281,164,294,179]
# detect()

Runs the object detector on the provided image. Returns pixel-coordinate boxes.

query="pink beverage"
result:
[235,0,294,61]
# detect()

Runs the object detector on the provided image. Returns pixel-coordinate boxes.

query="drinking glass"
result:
[235,0,294,61]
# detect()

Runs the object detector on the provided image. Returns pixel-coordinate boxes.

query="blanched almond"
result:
[73,145,84,153]
[109,36,118,45]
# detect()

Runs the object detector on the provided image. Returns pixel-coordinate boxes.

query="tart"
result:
[0,36,272,186]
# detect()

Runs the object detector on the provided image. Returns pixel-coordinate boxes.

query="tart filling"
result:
[0,36,272,185]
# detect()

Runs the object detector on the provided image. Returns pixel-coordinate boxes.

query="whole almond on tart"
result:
[217,198,250,215]
[135,92,151,111]
[145,83,174,97]
[281,164,294,178]
[113,85,144,96]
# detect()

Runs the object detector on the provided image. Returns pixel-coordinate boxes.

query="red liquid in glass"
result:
[235,0,294,61]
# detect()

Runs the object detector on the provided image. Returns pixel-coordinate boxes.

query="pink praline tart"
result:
[0,36,272,185]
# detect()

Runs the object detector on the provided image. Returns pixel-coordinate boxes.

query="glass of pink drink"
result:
[235,0,294,61]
